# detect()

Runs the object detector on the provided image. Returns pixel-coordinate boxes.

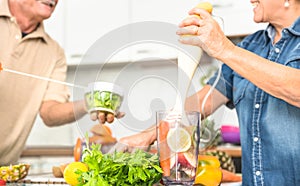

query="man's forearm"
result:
[40,100,87,127]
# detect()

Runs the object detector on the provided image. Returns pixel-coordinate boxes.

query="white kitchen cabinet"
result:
[129,0,196,24]
[63,0,130,65]
[127,0,267,63]
[126,0,197,62]
[130,0,267,36]
[44,0,267,65]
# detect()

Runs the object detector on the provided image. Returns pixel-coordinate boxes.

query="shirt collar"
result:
[0,0,12,17]
[25,22,49,43]
[263,16,300,45]
[287,16,300,36]
[0,0,49,43]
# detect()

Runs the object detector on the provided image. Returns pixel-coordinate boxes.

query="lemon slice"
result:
[167,127,191,152]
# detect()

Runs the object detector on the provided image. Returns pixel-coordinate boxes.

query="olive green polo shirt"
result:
[0,0,70,165]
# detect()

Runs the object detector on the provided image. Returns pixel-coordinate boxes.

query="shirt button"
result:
[10,17,15,22]
[255,171,261,176]
[275,48,280,53]
[255,104,260,108]
[15,35,21,40]
[254,137,259,142]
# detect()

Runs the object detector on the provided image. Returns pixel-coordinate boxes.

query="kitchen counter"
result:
[217,145,241,158]
[17,145,242,186]
[22,145,241,157]
[6,173,68,185]
[21,146,73,157]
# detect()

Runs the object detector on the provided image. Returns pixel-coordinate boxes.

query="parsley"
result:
[78,143,162,186]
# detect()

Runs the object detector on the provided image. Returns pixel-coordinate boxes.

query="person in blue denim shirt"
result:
[175,0,300,185]
[113,0,300,185]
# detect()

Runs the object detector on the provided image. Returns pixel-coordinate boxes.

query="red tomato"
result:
[0,179,6,185]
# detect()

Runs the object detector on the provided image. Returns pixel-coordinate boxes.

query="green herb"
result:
[84,91,122,113]
[78,144,163,186]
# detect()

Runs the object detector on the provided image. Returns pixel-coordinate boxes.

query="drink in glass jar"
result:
[156,111,200,185]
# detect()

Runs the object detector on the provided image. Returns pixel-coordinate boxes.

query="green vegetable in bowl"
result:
[78,144,163,186]
[84,91,122,114]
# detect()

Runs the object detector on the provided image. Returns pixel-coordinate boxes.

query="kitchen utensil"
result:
[173,47,202,113]
[0,62,85,89]
[171,1,213,116]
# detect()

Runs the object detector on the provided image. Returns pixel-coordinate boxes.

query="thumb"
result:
[116,112,125,119]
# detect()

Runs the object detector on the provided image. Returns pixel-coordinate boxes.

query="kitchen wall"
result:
[26,0,256,147]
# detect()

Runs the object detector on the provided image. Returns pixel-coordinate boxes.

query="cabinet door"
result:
[127,0,197,62]
[130,0,196,24]
[64,0,130,64]
[131,0,267,36]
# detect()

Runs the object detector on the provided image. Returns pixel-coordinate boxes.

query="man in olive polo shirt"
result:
[0,0,88,165]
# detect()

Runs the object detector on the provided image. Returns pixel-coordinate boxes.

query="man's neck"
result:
[8,0,39,33]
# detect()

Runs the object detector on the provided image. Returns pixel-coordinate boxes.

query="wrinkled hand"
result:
[89,135,117,145]
[176,8,234,59]
[108,126,157,153]
[89,111,125,124]
[89,124,117,145]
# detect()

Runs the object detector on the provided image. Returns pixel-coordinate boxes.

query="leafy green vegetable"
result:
[78,144,163,186]
[84,91,122,113]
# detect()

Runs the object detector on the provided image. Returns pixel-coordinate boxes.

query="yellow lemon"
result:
[167,127,191,152]
[195,2,213,14]
[63,162,88,186]
[191,2,213,19]
[184,2,213,37]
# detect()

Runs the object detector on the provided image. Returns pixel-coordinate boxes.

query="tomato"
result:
[0,179,6,185]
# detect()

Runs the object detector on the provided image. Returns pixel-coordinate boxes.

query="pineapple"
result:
[200,119,236,173]
[205,150,236,173]
[200,118,222,150]
[0,163,30,182]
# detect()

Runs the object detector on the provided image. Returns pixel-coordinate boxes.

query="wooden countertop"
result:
[217,145,241,158]
[21,146,74,157]
[22,145,241,158]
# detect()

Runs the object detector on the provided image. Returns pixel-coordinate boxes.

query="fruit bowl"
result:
[84,81,124,115]
[221,125,240,144]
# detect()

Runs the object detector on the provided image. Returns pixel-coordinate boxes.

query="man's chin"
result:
[37,0,56,8]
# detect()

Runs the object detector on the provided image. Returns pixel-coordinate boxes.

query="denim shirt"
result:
[208,17,300,186]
